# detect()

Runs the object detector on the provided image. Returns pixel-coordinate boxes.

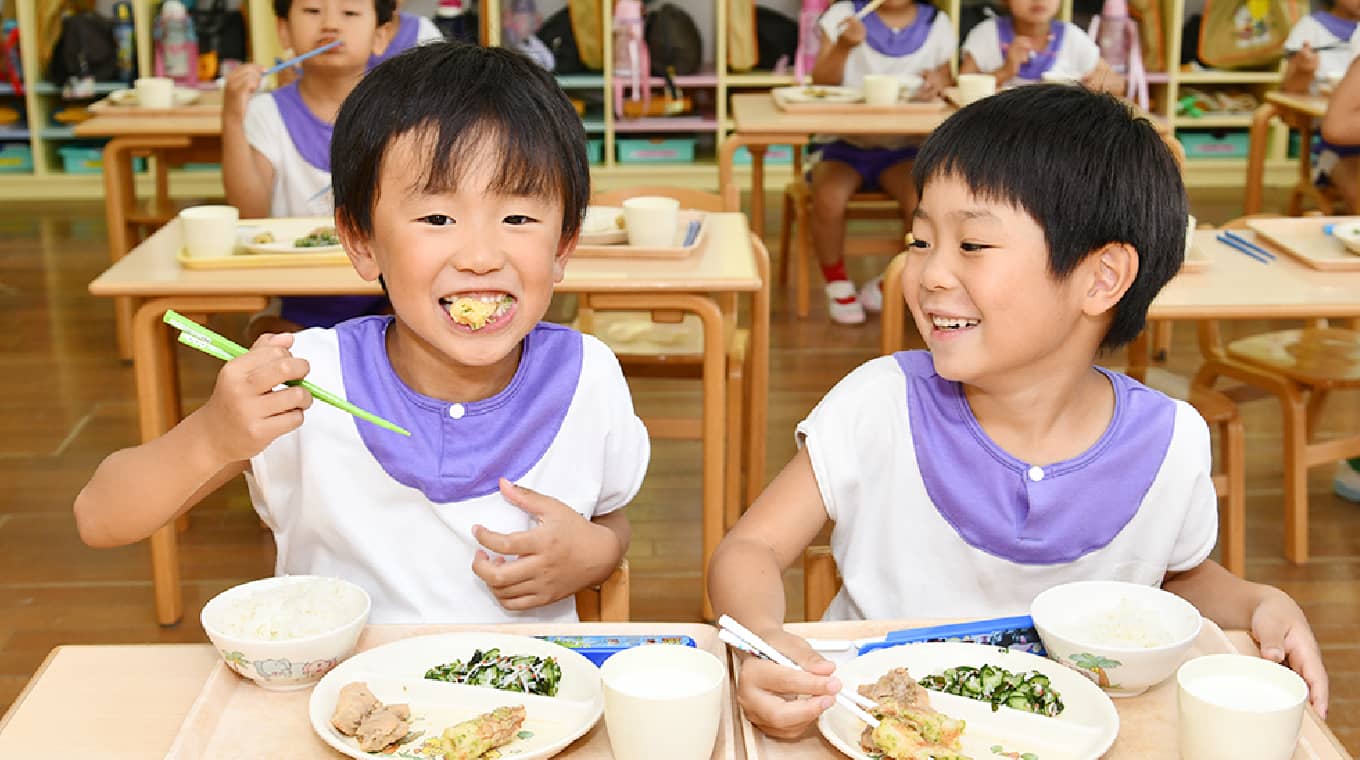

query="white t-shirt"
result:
[963,17,1100,87]
[1286,13,1360,85]
[243,94,333,218]
[246,318,651,624]
[797,352,1218,622]
[818,1,956,87]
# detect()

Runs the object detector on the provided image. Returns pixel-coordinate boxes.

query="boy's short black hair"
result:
[274,0,395,26]
[331,42,590,243]
[912,85,1186,350]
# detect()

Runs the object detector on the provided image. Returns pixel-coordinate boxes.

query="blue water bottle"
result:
[113,1,136,83]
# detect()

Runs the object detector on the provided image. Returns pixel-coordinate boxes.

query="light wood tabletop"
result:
[718,92,955,239]
[1245,91,1334,216]
[88,214,765,627]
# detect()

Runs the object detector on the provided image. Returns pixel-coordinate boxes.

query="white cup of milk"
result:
[600,644,726,760]
[1177,654,1307,760]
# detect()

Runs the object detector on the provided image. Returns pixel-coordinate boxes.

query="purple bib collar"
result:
[369,13,422,69]
[336,316,583,503]
[271,82,332,172]
[854,0,935,58]
[1313,11,1358,44]
[996,17,1065,80]
[898,350,1175,564]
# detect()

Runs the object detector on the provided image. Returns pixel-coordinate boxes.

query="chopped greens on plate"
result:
[424,648,562,697]
[293,226,340,248]
[919,665,1064,717]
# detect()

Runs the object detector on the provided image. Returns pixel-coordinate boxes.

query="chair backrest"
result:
[590,184,739,213]
[802,545,840,621]
[573,559,630,621]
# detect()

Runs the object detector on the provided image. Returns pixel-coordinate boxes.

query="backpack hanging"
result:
[1198,0,1303,70]
[646,2,701,75]
[1128,0,1164,71]
[755,6,798,71]
[570,0,605,70]
[47,9,118,86]
[728,0,757,72]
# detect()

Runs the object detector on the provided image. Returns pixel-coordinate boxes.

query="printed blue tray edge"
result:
[859,616,1047,657]
[534,634,698,666]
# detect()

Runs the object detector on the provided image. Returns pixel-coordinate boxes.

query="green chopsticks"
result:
[163,310,411,437]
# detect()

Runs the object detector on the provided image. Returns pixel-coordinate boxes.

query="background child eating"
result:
[1284,0,1360,211]
[75,43,650,624]
[710,85,1328,739]
[222,0,394,335]
[960,0,1125,94]
[807,0,955,324]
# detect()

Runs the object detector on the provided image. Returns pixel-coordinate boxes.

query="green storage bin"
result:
[58,146,104,174]
[587,138,603,165]
[0,143,33,173]
[617,137,696,164]
[1176,130,1250,160]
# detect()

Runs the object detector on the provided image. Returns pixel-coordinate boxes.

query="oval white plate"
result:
[580,206,628,246]
[237,217,344,255]
[310,632,603,760]
[819,642,1119,760]
[773,85,864,104]
[107,87,201,107]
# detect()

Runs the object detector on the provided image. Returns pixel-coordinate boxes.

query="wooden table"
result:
[717,93,955,240]
[0,623,739,759]
[738,620,1351,760]
[87,214,766,626]
[882,228,1360,356]
[75,95,224,360]
[1244,91,1331,217]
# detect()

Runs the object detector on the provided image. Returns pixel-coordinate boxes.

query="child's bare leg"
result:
[810,160,862,270]
[1331,155,1360,212]
[877,159,918,228]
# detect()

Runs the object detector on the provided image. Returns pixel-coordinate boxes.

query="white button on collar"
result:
[449,403,466,420]
[1028,465,1044,482]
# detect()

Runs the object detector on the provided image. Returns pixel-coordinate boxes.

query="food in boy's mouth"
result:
[442,295,517,331]
[425,648,562,696]
[858,667,969,760]
[293,226,340,248]
[430,704,527,760]
[919,664,1064,717]
[330,681,414,752]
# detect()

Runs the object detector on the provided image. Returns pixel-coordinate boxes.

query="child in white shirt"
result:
[1284,0,1360,212]
[710,84,1328,740]
[75,44,649,625]
[960,0,1123,93]
[808,0,955,325]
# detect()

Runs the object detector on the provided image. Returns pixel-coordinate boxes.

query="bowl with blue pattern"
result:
[201,575,371,691]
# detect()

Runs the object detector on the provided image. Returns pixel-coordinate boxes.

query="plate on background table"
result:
[310,632,603,760]
[106,87,201,107]
[772,85,864,104]
[819,642,1119,760]
[580,206,629,246]
[237,217,344,255]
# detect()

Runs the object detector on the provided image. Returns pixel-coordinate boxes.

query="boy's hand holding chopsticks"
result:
[222,63,265,123]
[724,620,849,739]
[198,332,314,463]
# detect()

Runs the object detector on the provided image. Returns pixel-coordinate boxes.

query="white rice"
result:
[216,577,362,641]
[1073,597,1174,649]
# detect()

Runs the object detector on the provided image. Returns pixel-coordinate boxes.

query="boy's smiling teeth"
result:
[932,315,980,330]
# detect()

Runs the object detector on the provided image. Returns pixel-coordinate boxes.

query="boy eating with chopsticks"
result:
[222,0,394,335]
[75,44,649,625]
[709,85,1328,740]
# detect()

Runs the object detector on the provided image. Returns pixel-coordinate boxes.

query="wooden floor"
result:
[1,188,1357,749]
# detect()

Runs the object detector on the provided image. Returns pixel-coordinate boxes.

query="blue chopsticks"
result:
[265,39,343,77]
[1215,229,1276,264]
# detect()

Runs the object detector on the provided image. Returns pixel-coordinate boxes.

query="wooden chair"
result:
[803,545,841,622]
[583,186,769,531]
[574,560,630,621]
[778,149,908,318]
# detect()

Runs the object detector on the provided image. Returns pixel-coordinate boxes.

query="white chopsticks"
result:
[854,0,888,20]
[717,615,880,728]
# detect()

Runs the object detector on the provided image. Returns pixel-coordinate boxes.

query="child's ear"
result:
[1082,243,1138,317]
[372,16,396,56]
[337,211,383,282]
[276,17,293,54]
[552,230,578,283]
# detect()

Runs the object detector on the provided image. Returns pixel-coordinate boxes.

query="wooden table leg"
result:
[104,140,137,361]
[748,146,768,240]
[1244,103,1279,216]
[744,235,771,510]
[131,296,269,626]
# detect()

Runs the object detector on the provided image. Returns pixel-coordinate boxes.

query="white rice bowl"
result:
[202,575,370,691]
